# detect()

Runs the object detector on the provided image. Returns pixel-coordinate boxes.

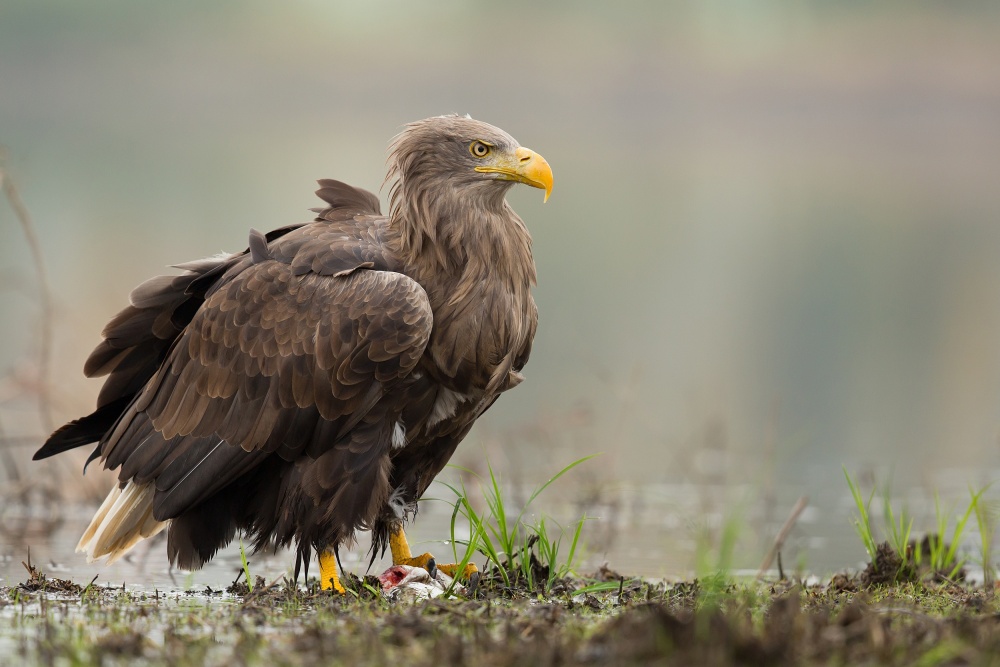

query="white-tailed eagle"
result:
[34,115,553,592]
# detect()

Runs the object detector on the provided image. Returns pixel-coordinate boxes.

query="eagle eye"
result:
[469,141,491,158]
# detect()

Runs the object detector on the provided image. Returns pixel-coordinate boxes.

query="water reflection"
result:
[2,474,995,590]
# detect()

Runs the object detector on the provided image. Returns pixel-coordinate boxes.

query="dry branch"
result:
[0,148,54,432]
[757,495,809,578]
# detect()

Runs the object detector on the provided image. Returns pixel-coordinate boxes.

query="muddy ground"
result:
[2,550,999,667]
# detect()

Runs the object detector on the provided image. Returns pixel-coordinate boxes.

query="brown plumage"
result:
[34,115,553,576]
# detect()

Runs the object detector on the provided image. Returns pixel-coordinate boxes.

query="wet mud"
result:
[3,548,1000,667]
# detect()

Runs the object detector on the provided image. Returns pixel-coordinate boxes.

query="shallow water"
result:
[2,472,995,592]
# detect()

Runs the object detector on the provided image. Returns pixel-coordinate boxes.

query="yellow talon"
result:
[389,525,478,581]
[437,562,479,579]
[318,549,345,594]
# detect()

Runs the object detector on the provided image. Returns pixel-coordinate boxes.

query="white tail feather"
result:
[76,482,121,552]
[77,482,168,564]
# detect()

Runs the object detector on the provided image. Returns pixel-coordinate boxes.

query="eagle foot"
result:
[318,549,346,594]
[396,552,479,581]
[437,561,480,581]
[389,527,478,581]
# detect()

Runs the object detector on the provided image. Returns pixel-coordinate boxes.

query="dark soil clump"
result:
[860,541,917,586]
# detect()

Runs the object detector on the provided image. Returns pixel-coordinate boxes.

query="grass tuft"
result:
[844,469,996,584]
[440,455,597,593]
[879,478,914,566]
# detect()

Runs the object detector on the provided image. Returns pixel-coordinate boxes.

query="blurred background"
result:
[2,1,1000,585]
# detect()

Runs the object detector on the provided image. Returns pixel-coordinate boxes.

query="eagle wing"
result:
[57,176,432,535]
[95,254,432,523]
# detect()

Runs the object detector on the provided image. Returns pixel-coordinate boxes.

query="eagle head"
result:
[387,115,553,219]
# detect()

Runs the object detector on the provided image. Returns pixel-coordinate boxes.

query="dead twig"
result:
[0,149,54,432]
[0,414,21,483]
[757,496,808,578]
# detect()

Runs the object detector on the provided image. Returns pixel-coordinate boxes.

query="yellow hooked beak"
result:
[475,146,554,202]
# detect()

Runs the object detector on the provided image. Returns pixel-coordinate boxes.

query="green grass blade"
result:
[943,492,979,570]
[524,454,601,509]
[563,515,587,578]
[573,580,632,596]
[843,467,878,562]
[239,539,253,593]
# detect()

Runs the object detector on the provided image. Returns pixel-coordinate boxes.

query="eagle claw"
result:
[436,562,479,580]
[397,552,478,581]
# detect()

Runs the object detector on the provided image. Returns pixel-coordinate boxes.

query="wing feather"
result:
[95,259,431,522]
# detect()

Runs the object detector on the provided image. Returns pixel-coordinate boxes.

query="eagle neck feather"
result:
[388,173,536,297]
[388,180,537,391]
